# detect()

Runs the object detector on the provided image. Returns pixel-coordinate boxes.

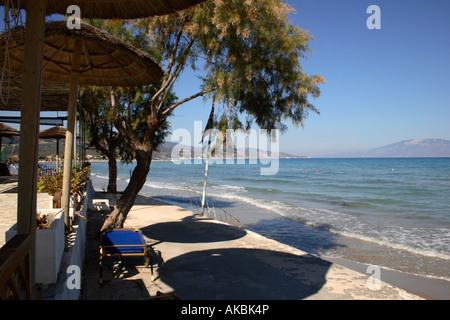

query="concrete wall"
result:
[48,181,93,300]
[6,209,65,285]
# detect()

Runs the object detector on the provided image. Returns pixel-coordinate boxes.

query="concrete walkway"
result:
[80,192,422,300]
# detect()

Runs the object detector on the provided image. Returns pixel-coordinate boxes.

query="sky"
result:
[168,0,450,156]
[1,0,449,157]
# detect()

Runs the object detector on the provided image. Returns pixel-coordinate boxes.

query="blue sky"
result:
[1,1,449,157]
[169,0,450,156]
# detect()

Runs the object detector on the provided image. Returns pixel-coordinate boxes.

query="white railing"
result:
[185,186,241,228]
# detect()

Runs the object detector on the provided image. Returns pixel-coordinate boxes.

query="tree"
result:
[84,87,123,193]
[83,20,170,194]
[100,0,324,231]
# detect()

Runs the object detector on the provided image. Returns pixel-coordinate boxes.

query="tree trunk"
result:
[100,148,153,232]
[107,153,118,194]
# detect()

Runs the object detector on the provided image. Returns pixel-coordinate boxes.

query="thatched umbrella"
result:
[12,0,205,19]
[1,20,164,229]
[39,126,66,171]
[0,122,20,142]
[0,70,92,111]
[4,21,163,87]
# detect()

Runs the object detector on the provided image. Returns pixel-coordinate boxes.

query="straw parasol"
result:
[39,126,66,171]
[39,125,66,140]
[0,21,163,227]
[0,70,92,111]
[11,0,205,19]
[2,21,164,87]
[0,122,20,140]
[0,122,19,151]
[1,20,165,229]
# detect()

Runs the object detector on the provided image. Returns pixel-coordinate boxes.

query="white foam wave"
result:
[144,180,186,191]
[206,190,450,261]
[91,173,109,181]
[337,231,450,260]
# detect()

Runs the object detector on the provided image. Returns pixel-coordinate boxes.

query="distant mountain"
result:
[153,142,306,159]
[325,139,450,158]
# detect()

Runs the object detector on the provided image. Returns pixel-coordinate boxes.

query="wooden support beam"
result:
[17,0,47,286]
[61,38,82,230]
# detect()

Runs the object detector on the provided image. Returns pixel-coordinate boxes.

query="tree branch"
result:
[165,27,184,76]
[161,88,215,116]
[151,35,197,109]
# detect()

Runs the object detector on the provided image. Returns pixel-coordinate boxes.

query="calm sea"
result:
[90,157,450,280]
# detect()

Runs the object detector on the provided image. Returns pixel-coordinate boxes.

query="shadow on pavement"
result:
[159,248,331,299]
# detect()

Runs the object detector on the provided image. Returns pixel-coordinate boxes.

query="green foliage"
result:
[37,165,90,196]
[82,19,177,163]
[143,0,324,132]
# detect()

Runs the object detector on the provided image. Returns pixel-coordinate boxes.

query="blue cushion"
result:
[102,229,146,255]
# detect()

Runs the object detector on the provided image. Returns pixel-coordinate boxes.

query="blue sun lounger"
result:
[99,228,153,284]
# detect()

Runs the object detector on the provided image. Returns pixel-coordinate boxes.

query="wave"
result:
[337,230,450,260]
[91,173,109,181]
[91,172,450,262]
[195,189,450,261]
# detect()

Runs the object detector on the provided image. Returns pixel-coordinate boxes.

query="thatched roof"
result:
[0,122,20,138]
[0,70,92,111]
[9,0,205,19]
[0,21,163,87]
[39,126,66,139]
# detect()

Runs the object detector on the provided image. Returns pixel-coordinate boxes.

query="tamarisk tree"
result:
[100,0,324,231]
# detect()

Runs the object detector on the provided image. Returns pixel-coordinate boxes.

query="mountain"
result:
[325,139,450,158]
[153,142,306,159]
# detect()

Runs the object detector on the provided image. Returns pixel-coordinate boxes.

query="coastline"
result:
[81,190,425,300]
[322,256,450,300]
[1,176,447,299]
[146,194,450,300]
[89,170,450,300]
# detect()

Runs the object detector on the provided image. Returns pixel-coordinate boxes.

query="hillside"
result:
[1,138,304,160]
[326,139,450,158]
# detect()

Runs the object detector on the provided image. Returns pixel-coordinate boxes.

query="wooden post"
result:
[61,39,81,230]
[56,138,60,172]
[16,0,47,287]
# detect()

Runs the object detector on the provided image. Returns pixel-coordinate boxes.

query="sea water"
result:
[89,157,450,280]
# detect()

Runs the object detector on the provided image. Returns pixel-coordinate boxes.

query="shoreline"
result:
[1,176,447,299]
[153,195,450,300]
[81,190,424,300]
[149,195,450,300]
[321,256,450,300]
[89,177,449,299]
[88,174,450,300]
[149,189,450,282]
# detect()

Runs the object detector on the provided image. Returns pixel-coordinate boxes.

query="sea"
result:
[89,157,450,281]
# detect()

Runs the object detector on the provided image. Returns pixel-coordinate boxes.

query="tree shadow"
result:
[159,248,331,300]
[141,216,247,244]
[80,207,152,300]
